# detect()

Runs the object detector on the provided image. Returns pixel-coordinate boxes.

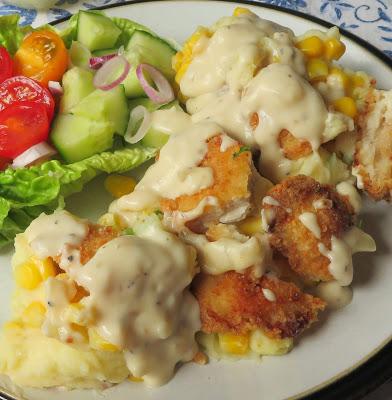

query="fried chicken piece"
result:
[193,271,326,339]
[54,224,118,265]
[278,129,313,160]
[263,175,354,282]
[161,135,271,229]
[353,89,392,201]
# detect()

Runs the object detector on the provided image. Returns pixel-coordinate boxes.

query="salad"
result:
[0,5,390,395]
[0,11,178,247]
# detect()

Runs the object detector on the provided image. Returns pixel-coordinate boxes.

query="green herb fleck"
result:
[233,146,251,158]
[122,228,134,236]
[154,210,163,219]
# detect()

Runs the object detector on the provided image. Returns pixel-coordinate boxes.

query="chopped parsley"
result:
[233,146,251,158]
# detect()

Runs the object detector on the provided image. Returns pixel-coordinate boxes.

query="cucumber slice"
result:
[51,114,115,163]
[77,11,121,52]
[60,67,95,114]
[123,31,176,98]
[126,31,176,79]
[92,48,118,56]
[70,86,129,135]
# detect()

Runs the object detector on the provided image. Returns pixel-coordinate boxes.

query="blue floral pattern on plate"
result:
[0,0,391,57]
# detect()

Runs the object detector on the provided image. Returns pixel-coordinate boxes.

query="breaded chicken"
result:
[161,135,271,230]
[250,111,312,161]
[353,89,392,201]
[54,224,118,265]
[278,129,313,160]
[193,271,326,339]
[263,175,354,282]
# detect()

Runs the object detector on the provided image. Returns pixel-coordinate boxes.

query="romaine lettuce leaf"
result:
[0,15,32,55]
[0,145,156,247]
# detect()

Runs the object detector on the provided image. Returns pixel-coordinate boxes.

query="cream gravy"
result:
[25,211,200,387]
[299,212,321,239]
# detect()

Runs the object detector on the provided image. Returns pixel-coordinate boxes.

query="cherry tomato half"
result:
[14,30,68,87]
[0,102,49,159]
[0,76,55,121]
[0,156,11,171]
[0,47,13,84]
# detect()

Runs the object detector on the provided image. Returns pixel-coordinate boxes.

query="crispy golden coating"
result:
[54,224,118,266]
[263,175,354,282]
[160,135,254,227]
[354,89,392,201]
[193,271,326,339]
[278,129,313,160]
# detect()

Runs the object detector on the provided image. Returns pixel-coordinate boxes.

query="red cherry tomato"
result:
[0,102,50,159]
[0,156,11,171]
[0,76,55,121]
[0,47,13,84]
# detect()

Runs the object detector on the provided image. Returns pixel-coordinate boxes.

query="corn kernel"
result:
[21,302,46,328]
[272,55,280,63]
[324,38,346,60]
[296,36,324,58]
[89,328,119,352]
[328,67,351,92]
[37,257,58,280]
[233,7,252,16]
[238,216,262,236]
[71,284,89,303]
[351,73,365,88]
[333,96,357,118]
[104,175,137,199]
[128,375,144,382]
[3,320,23,330]
[307,58,329,82]
[71,323,89,341]
[15,261,42,290]
[218,333,250,355]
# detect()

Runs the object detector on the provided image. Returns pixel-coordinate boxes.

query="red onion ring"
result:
[48,81,63,96]
[89,53,117,70]
[136,63,174,104]
[12,142,57,168]
[93,55,131,91]
[124,106,152,144]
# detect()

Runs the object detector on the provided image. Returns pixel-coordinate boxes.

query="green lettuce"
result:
[0,15,32,55]
[0,146,156,247]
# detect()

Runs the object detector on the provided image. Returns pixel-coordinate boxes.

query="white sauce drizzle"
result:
[336,181,362,213]
[25,210,88,259]
[262,288,276,302]
[113,121,221,212]
[182,230,266,276]
[299,212,321,239]
[181,13,331,182]
[314,281,353,310]
[318,226,376,286]
[25,211,200,387]
[150,107,192,136]
[219,134,237,152]
[312,198,332,210]
[262,195,281,206]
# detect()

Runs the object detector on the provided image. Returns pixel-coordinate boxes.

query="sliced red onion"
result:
[12,142,57,169]
[136,63,174,104]
[48,81,63,96]
[93,55,130,91]
[89,53,117,70]
[124,106,152,144]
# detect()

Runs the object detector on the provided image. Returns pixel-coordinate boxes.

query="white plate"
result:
[0,2,391,399]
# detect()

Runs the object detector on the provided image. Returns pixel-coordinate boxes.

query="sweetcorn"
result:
[333,96,358,118]
[88,328,120,352]
[218,333,250,355]
[104,175,137,198]
[14,257,58,290]
[237,216,262,236]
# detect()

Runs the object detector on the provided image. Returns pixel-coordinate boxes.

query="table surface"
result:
[0,0,391,399]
